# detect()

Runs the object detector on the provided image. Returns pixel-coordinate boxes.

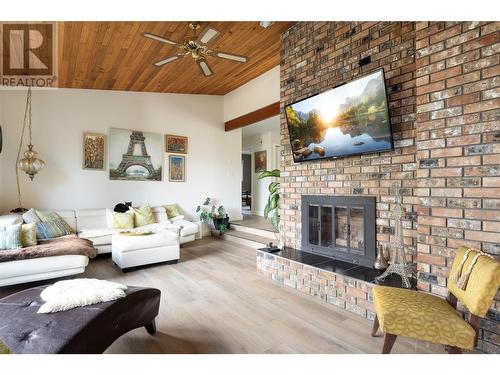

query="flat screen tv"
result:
[285,69,393,162]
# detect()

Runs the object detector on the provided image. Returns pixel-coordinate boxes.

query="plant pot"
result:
[213,217,230,234]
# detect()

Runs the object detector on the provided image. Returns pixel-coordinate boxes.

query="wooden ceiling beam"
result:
[224,102,280,132]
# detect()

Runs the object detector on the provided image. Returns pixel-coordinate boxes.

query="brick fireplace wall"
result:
[279,21,499,353]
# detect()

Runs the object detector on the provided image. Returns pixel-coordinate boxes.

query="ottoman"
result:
[112,230,179,270]
[0,285,160,354]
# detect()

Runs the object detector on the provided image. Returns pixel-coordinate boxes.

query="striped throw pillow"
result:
[35,219,73,240]
[36,210,74,234]
[0,224,23,250]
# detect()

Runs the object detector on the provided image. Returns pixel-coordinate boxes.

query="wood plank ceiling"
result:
[57,22,295,95]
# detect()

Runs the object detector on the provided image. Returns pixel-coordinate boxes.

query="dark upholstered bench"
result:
[0,285,160,353]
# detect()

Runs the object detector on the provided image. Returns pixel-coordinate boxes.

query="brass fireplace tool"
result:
[376,198,416,288]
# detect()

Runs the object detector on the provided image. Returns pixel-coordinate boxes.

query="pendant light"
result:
[15,87,45,209]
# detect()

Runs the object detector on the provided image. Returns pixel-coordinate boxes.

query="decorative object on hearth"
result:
[254,150,267,173]
[83,132,106,170]
[196,197,230,235]
[376,198,416,288]
[165,134,188,154]
[109,128,163,181]
[143,22,249,77]
[14,88,45,211]
[374,244,389,271]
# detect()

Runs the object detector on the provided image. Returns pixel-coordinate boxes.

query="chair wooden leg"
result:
[445,345,463,354]
[382,333,397,354]
[371,315,380,337]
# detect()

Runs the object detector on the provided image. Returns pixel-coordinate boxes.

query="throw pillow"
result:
[129,205,156,227]
[21,223,37,247]
[35,219,73,240]
[164,204,181,219]
[111,212,135,229]
[0,224,23,250]
[36,210,74,234]
[0,339,10,354]
[22,208,41,224]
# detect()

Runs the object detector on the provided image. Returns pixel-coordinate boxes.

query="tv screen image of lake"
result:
[286,70,392,162]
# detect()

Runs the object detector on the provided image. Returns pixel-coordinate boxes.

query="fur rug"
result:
[38,278,127,313]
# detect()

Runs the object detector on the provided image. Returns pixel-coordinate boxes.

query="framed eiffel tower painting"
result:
[108,128,163,181]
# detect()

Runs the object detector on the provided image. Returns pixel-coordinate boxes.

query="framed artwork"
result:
[165,134,188,154]
[255,150,267,173]
[109,128,163,181]
[83,132,106,170]
[169,155,185,182]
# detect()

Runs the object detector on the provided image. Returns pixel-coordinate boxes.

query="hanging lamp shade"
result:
[17,144,45,180]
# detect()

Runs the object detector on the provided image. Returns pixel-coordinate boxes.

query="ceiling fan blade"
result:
[196,58,213,77]
[198,27,221,45]
[143,32,180,46]
[153,55,180,67]
[212,51,249,63]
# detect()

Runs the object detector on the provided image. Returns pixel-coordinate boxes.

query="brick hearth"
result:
[275,21,500,353]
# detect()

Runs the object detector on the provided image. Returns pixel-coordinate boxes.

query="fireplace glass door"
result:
[302,196,376,268]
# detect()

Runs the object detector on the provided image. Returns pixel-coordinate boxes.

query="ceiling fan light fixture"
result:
[215,52,247,63]
[259,21,274,29]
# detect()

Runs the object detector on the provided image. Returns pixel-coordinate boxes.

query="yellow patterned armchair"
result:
[371,247,500,354]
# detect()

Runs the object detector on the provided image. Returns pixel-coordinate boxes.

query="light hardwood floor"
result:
[0,238,444,354]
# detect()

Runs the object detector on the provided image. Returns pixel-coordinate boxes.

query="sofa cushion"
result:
[0,224,23,250]
[22,208,40,224]
[129,205,156,227]
[21,223,37,247]
[112,230,178,252]
[78,228,118,246]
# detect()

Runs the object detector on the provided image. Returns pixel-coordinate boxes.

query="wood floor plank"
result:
[0,237,444,354]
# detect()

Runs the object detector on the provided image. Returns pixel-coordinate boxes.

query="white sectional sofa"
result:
[76,206,199,254]
[0,206,200,287]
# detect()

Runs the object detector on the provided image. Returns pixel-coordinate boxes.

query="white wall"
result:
[223,66,280,122]
[0,89,242,221]
[242,117,280,216]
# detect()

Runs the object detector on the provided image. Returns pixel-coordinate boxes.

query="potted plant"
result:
[196,197,230,235]
[258,169,281,252]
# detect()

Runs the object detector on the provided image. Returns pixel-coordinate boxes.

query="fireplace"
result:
[301,196,376,268]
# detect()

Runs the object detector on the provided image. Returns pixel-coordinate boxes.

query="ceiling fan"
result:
[142,22,250,77]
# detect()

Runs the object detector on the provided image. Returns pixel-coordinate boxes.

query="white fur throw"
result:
[38,278,127,314]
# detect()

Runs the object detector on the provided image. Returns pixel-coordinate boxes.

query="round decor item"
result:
[118,230,154,236]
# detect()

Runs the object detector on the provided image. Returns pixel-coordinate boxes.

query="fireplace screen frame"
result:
[301,195,376,268]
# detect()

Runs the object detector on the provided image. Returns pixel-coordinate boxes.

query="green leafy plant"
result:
[258,169,280,232]
[196,197,229,235]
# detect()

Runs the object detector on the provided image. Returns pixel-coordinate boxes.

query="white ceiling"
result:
[241,115,280,138]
